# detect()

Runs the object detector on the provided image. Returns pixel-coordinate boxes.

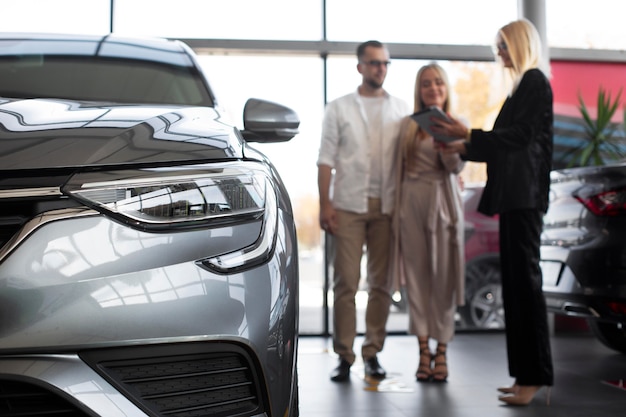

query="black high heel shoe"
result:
[416,340,432,382]
[432,344,448,383]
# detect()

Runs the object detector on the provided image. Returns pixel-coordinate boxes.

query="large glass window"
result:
[547,0,626,49]
[2,0,110,34]
[325,0,517,44]
[196,54,324,202]
[4,1,626,52]
[113,0,322,40]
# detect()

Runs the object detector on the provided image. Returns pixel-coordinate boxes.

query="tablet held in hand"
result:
[410,106,459,143]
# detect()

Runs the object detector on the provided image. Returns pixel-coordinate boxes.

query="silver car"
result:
[0,33,299,416]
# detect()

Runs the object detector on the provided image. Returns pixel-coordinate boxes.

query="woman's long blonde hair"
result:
[402,62,451,170]
[498,18,548,91]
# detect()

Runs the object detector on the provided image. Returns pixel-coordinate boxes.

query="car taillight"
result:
[575,187,626,216]
[607,300,626,316]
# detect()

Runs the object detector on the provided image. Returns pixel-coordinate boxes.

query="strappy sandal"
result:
[416,340,433,382]
[432,344,448,383]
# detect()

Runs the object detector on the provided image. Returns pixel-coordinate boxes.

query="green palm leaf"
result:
[566,87,624,168]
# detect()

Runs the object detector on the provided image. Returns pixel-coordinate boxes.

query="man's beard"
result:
[365,78,383,89]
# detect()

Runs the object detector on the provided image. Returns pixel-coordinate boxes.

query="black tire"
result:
[459,257,505,330]
[588,320,626,354]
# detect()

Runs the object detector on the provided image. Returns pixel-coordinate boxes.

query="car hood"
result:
[0,98,244,170]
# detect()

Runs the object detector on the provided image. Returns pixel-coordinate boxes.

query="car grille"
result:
[79,342,267,417]
[0,190,77,250]
[0,208,33,248]
[0,379,90,417]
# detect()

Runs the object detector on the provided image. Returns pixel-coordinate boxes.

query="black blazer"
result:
[464,68,553,216]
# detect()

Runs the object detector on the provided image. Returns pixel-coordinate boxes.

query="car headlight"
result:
[63,162,278,273]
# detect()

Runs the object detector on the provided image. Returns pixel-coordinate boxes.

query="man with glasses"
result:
[317,40,409,382]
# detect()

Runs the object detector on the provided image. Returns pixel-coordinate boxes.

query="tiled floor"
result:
[297,327,626,416]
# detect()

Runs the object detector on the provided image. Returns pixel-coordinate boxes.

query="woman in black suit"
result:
[435,18,554,406]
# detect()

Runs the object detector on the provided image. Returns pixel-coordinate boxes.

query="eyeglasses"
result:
[361,60,391,67]
[496,41,508,51]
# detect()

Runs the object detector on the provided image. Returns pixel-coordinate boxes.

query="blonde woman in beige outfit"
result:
[392,63,465,382]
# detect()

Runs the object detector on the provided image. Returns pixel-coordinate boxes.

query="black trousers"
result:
[499,209,554,386]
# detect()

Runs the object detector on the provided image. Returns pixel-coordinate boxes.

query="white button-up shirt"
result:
[317,89,409,215]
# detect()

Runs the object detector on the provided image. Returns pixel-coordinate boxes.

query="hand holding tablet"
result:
[410,106,459,143]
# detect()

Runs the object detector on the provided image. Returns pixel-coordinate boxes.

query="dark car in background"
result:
[458,183,504,330]
[541,162,626,354]
[0,33,300,416]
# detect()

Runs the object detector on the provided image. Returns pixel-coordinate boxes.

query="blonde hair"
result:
[498,18,548,91]
[403,62,451,170]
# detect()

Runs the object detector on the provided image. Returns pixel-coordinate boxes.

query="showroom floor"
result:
[296,324,626,417]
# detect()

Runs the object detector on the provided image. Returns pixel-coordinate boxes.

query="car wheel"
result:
[459,257,505,330]
[588,320,626,354]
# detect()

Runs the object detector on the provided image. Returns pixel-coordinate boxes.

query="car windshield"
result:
[0,55,214,106]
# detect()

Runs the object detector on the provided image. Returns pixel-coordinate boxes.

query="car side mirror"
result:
[241,98,300,143]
